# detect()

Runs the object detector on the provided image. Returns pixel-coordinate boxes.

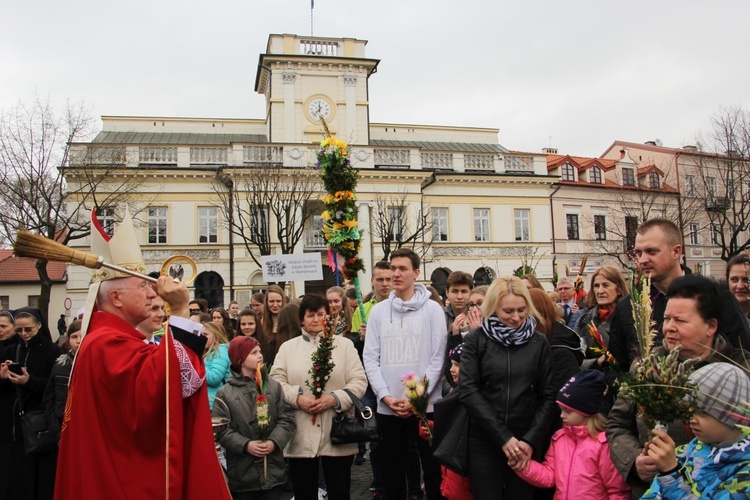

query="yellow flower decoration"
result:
[321,211,332,220]
[335,139,348,149]
[321,137,331,148]
[333,222,345,230]
[343,219,358,229]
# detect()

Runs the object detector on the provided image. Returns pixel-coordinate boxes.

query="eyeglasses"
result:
[189,309,201,314]
[14,326,37,334]
[468,301,483,309]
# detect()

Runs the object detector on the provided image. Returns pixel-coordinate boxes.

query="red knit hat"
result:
[228,336,260,371]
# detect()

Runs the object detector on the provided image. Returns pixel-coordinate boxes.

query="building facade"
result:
[64,34,556,309]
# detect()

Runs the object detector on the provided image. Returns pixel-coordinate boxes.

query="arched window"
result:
[589,166,602,184]
[430,267,452,299]
[649,172,660,188]
[473,266,497,286]
[194,271,225,309]
[561,163,576,182]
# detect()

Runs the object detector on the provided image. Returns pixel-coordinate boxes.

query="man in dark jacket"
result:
[608,218,750,368]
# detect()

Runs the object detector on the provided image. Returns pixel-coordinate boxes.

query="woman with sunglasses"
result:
[0,307,62,500]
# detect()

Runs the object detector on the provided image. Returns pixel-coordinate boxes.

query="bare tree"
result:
[214,164,322,288]
[371,191,434,261]
[0,96,147,322]
[592,186,682,269]
[591,159,704,269]
[692,105,750,260]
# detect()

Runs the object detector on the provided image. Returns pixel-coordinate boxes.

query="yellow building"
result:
[65,34,557,308]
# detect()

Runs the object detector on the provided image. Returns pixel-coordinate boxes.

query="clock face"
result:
[308,98,332,120]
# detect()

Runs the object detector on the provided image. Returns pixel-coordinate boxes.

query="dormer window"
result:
[589,166,602,184]
[622,168,635,186]
[561,163,576,182]
[649,171,660,188]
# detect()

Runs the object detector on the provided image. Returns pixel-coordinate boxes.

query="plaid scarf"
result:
[481,314,537,347]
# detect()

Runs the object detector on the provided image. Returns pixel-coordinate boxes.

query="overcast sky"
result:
[2,0,748,157]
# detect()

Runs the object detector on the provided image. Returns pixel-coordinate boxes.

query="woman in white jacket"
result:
[269,294,367,500]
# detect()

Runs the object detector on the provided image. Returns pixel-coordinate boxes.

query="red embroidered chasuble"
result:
[55,312,230,499]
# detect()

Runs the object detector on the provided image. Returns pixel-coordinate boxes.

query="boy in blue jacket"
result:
[643,362,750,499]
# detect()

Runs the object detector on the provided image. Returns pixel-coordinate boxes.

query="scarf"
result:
[597,303,616,322]
[481,314,537,347]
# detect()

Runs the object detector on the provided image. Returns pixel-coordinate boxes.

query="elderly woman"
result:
[459,276,557,500]
[573,266,629,371]
[606,274,750,498]
[269,294,367,500]
[0,307,62,500]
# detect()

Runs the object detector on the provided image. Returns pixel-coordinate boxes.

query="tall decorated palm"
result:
[316,120,366,321]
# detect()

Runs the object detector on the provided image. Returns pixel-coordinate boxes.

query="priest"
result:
[55,209,230,499]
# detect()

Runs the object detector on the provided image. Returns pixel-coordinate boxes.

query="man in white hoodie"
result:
[364,248,448,500]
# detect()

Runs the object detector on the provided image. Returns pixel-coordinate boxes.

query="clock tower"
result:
[255,34,380,145]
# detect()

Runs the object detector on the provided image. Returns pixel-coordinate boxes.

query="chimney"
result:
[542,147,558,154]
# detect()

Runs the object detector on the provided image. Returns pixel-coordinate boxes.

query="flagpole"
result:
[311,0,314,36]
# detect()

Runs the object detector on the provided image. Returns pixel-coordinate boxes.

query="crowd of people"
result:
[1,216,750,499]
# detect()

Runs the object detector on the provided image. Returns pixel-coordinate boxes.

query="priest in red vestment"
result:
[55,209,230,499]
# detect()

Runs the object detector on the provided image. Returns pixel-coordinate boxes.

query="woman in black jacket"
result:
[0,307,62,500]
[459,277,557,500]
[0,311,18,496]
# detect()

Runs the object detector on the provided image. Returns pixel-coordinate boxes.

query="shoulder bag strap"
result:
[341,388,373,419]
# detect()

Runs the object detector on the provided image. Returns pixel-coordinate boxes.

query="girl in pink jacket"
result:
[514,370,630,499]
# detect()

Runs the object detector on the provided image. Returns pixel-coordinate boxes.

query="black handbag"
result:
[431,390,469,475]
[330,389,378,445]
[15,345,57,455]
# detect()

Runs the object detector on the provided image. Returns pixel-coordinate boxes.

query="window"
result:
[649,172,660,188]
[0,296,8,311]
[28,296,40,310]
[388,207,404,241]
[589,166,602,184]
[594,215,607,240]
[561,163,576,182]
[710,224,721,245]
[198,207,218,243]
[432,208,449,242]
[688,223,700,245]
[147,207,167,244]
[706,176,717,200]
[514,209,530,242]
[625,216,638,251]
[566,214,580,240]
[96,207,115,236]
[250,205,269,244]
[309,215,326,247]
[685,175,697,196]
[473,209,490,242]
[622,168,635,186]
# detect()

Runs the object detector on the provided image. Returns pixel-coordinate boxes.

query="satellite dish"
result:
[655,139,663,147]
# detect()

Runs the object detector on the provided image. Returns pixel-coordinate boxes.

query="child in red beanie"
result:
[514,370,631,499]
[212,336,297,499]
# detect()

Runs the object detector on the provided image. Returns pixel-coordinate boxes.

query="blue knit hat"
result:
[557,370,607,416]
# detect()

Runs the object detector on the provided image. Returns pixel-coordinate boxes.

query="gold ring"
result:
[514,447,520,452]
